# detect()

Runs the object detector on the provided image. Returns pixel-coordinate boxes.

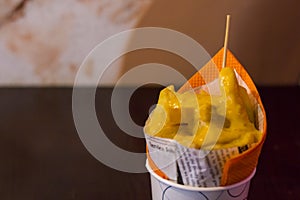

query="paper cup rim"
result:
[146,159,255,192]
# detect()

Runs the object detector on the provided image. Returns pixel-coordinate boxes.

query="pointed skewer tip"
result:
[222,15,231,69]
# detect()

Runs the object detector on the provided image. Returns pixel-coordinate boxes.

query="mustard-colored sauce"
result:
[144,67,261,149]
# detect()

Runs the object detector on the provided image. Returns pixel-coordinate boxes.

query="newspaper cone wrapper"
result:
[145,48,267,187]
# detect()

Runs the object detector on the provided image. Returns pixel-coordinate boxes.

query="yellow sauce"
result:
[144,67,261,149]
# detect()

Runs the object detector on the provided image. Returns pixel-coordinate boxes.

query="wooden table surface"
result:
[0,86,299,200]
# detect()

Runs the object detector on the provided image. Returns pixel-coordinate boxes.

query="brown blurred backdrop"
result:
[121,0,300,85]
[1,0,299,86]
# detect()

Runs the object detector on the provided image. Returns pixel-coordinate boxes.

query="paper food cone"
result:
[146,48,267,186]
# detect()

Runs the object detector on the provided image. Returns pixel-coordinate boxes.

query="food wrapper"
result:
[145,48,267,186]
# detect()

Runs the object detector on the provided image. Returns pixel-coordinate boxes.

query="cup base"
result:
[146,160,255,200]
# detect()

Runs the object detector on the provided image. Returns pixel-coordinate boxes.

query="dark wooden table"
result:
[0,86,299,200]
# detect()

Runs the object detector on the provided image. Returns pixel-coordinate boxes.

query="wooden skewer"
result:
[222,15,231,68]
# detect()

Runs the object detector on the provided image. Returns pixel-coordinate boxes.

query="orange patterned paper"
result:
[179,48,267,186]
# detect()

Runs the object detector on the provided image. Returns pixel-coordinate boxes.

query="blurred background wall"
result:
[0,0,152,86]
[0,0,299,86]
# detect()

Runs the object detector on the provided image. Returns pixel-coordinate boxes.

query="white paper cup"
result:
[146,160,255,200]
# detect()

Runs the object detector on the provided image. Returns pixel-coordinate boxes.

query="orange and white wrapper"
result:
[145,48,267,187]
